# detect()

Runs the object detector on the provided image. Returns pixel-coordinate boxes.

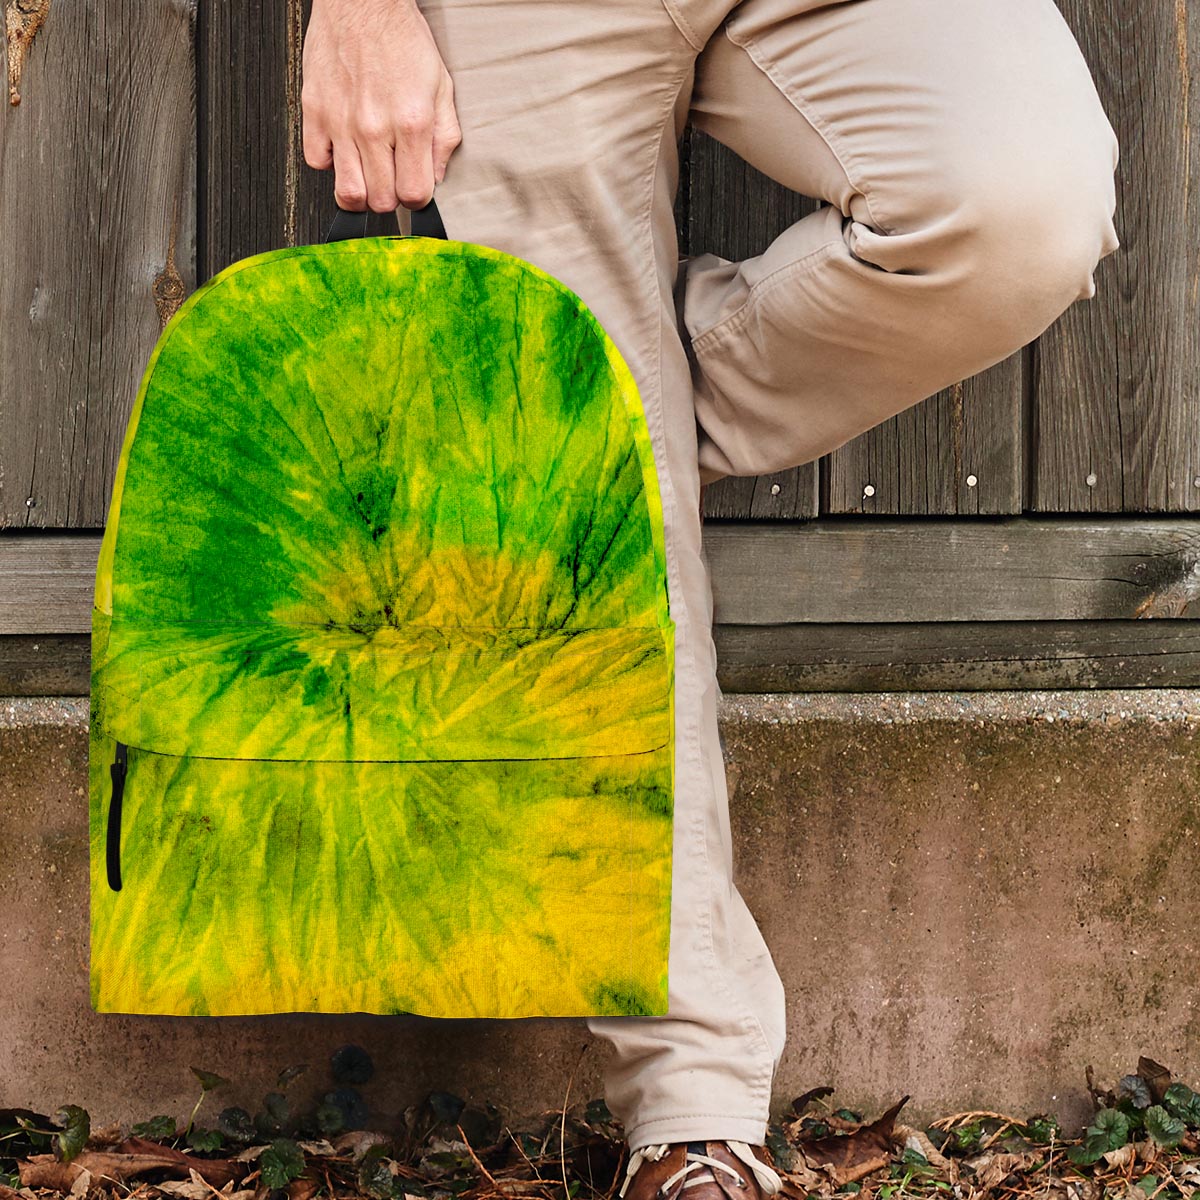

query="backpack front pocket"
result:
[88,725,673,1019]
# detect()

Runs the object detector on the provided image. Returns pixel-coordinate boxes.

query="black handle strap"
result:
[325,194,447,243]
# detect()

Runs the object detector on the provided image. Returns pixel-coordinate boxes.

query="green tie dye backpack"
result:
[89,198,675,1018]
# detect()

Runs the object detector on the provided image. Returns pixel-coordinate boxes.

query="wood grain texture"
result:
[714,620,1200,692]
[1033,0,1199,513]
[199,0,290,272]
[823,355,1025,516]
[0,0,196,529]
[704,518,1200,623]
[0,634,89,695]
[0,535,99,633]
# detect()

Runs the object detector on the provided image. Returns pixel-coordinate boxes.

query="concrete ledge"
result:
[4,692,1200,1133]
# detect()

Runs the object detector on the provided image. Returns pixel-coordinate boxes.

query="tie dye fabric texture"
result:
[89,234,675,1017]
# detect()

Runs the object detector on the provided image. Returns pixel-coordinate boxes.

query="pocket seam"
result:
[658,0,704,51]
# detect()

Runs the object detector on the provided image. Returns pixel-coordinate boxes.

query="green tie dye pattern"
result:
[89,237,675,1018]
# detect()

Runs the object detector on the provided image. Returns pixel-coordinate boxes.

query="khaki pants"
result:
[415,0,1120,1149]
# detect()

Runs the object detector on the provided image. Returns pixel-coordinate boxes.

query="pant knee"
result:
[851,133,1121,353]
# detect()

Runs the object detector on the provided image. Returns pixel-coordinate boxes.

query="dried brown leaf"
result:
[155,1172,219,1200]
[893,1125,950,1169]
[114,1136,243,1187]
[20,1142,245,1195]
[295,1141,337,1158]
[331,1130,394,1162]
[283,1176,320,1200]
[1138,1058,1172,1105]
[790,1090,836,1118]
[1102,1145,1136,1169]
[799,1098,909,1187]
[964,1150,1036,1191]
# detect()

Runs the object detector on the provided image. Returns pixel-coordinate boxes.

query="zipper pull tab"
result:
[106,741,128,891]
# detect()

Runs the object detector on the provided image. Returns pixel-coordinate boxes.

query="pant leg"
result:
[414,0,788,1149]
[679,0,1122,485]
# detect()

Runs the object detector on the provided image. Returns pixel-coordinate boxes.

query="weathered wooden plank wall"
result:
[0,0,196,530]
[1031,0,1200,514]
[2,0,1189,529]
[3,0,1199,696]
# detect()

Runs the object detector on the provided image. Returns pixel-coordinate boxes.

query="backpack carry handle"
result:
[326,194,448,243]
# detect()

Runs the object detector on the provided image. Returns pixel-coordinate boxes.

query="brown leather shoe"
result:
[617,1140,784,1200]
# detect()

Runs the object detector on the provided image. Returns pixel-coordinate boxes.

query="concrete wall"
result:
[4,692,1199,1135]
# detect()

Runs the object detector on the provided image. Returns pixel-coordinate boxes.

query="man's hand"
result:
[301,0,462,212]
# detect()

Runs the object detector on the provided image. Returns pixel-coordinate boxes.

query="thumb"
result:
[431,78,463,182]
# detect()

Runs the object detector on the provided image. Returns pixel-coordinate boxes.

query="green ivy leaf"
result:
[260,1138,306,1189]
[1145,1106,1186,1149]
[1023,1116,1062,1145]
[10,1113,52,1155]
[217,1107,256,1145]
[358,1144,395,1199]
[1163,1084,1200,1127]
[51,1106,89,1164]
[1120,1076,1154,1110]
[1092,1108,1131,1150]
[952,1122,983,1152]
[427,1092,465,1125]
[1068,1108,1131,1166]
[255,1110,283,1140]
[457,1105,502,1148]
[765,1126,798,1172]
[316,1101,345,1136]
[325,1088,369,1131]
[332,1045,375,1086]
[131,1115,177,1141]
[1067,1142,1104,1167]
[187,1127,224,1153]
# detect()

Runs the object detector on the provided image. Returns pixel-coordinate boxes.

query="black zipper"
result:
[106,740,128,891]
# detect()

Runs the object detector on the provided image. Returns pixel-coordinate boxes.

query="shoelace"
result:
[617,1140,783,1199]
